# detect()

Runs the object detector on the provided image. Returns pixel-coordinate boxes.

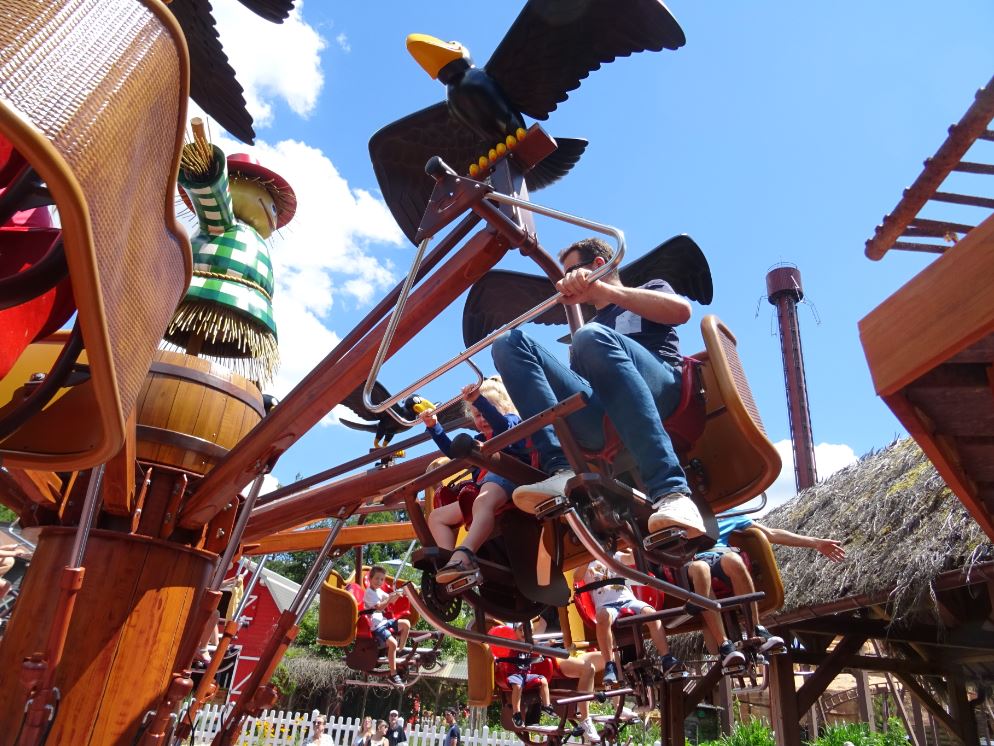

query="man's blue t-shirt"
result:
[589,279,683,365]
[715,515,754,548]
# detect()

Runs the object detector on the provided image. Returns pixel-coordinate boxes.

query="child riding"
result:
[364,565,412,687]
[420,376,531,585]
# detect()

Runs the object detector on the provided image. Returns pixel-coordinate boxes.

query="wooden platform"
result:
[860,213,994,537]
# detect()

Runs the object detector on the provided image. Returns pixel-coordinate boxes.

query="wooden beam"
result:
[788,616,994,651]
[769,651,801,746]
[718,677,733,736]
[893,672,959,742]
[797,635,867,713]
[662,677,686,746]
[790,651,954,677]
[244,522,417,555]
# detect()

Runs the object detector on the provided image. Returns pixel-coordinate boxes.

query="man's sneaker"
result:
[580,717,601,744]
[718,640,746,672]
[647,492,705,537]
[389,673,404,687]
[541,705,556,717]
[512,713,524,728]
[512,470,576,514]
[755,625,786,653]
[602,661,618,686]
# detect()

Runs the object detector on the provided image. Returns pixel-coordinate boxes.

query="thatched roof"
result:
[764,437,993,623]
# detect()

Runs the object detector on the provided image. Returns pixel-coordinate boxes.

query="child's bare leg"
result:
[688,561,723,653]
[640,609,669,655]
[511,683,523,715]
[386,636,398,673]
[594,608,617,667]
[461,485,508,552]
[397,619,411,652]
[427,502,463,550]
[539,677,551,707]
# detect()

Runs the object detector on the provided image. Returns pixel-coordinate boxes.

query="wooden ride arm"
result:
[244,453,436,542]
[245,521,418,555]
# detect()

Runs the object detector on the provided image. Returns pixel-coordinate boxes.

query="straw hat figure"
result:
[167,123,296,383]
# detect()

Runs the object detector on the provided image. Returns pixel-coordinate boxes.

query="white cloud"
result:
[336,33,351,53]
[211,0,326,128]
[757,439,859,515]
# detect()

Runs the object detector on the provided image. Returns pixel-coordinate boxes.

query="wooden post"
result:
[661,677,686,746]
[911,694,927,746]
[947,678,979,746]
[856,670,876,731]
[718,677,734,736]
[807,700,819,741]
[769,652,801,746]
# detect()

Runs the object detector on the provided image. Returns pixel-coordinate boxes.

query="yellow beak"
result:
[406,33,468,79]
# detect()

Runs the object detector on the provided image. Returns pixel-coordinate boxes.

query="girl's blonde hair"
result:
[464,375,517,418]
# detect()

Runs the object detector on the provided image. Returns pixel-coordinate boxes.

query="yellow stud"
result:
[496,143,507,156]
[516,127,527,140]
[488,148,498,161]
[469,163,479,177]
[478,156,488,169]
[505,135,517,148]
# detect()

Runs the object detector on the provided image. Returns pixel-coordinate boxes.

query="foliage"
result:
[0,505,18,523]
[807,718,909,746]
[699,719,775,746]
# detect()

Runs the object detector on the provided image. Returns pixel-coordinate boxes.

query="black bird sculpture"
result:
[338,380,465,449]
[369,0,686,243]
[461,234,712,347]
[166,0,298,144]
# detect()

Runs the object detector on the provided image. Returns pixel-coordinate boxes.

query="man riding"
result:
[493,237,704,537]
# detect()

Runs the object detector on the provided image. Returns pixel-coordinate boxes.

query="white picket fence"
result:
[191,709,524,746]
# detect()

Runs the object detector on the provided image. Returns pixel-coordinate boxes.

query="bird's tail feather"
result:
[524,137,588,192]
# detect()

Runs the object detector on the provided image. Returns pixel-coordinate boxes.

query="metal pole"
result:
[291,517,346,621]
[209,472,267,590]
[70,464,105,568]
[233,555,269,622]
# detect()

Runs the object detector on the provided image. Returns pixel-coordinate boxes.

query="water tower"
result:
[766,264,818,491]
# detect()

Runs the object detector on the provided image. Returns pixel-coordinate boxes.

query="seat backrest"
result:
[0,0,191,470]
[687,316,781,512]
[467,641,494,707]
[317,569,359,647]
[727,526,784,615]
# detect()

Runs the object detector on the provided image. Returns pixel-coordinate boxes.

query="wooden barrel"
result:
[135,350,264,475]
[0,528,214,745]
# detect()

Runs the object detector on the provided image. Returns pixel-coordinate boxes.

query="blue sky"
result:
[204,1,994,512]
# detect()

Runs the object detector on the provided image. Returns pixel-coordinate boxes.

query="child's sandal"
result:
[436,547,479,584]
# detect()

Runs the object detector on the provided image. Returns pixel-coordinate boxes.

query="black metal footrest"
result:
[642,527,687,552]
[535,494,571,520]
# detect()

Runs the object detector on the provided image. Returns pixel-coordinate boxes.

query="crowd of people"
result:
[308,708,460,746]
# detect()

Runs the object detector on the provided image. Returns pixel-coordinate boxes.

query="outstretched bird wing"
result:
[369,103,491,243]
[462,270,595,347]
[339,379,394,423]
[234,0,296,23]
[461,235,711,346]
[484,0,685,121]
[619,235,713,305]
[167,0,256,143]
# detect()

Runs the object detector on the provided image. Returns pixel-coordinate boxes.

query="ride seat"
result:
[579,356,706,470]
[660,525,784,634]
[489,625,555,692]
[317,569,359,647]
[0,0,192,470]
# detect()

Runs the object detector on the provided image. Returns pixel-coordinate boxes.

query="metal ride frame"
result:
[173,131,753,743]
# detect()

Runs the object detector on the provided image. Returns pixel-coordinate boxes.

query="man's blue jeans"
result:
[491,324,690,501]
